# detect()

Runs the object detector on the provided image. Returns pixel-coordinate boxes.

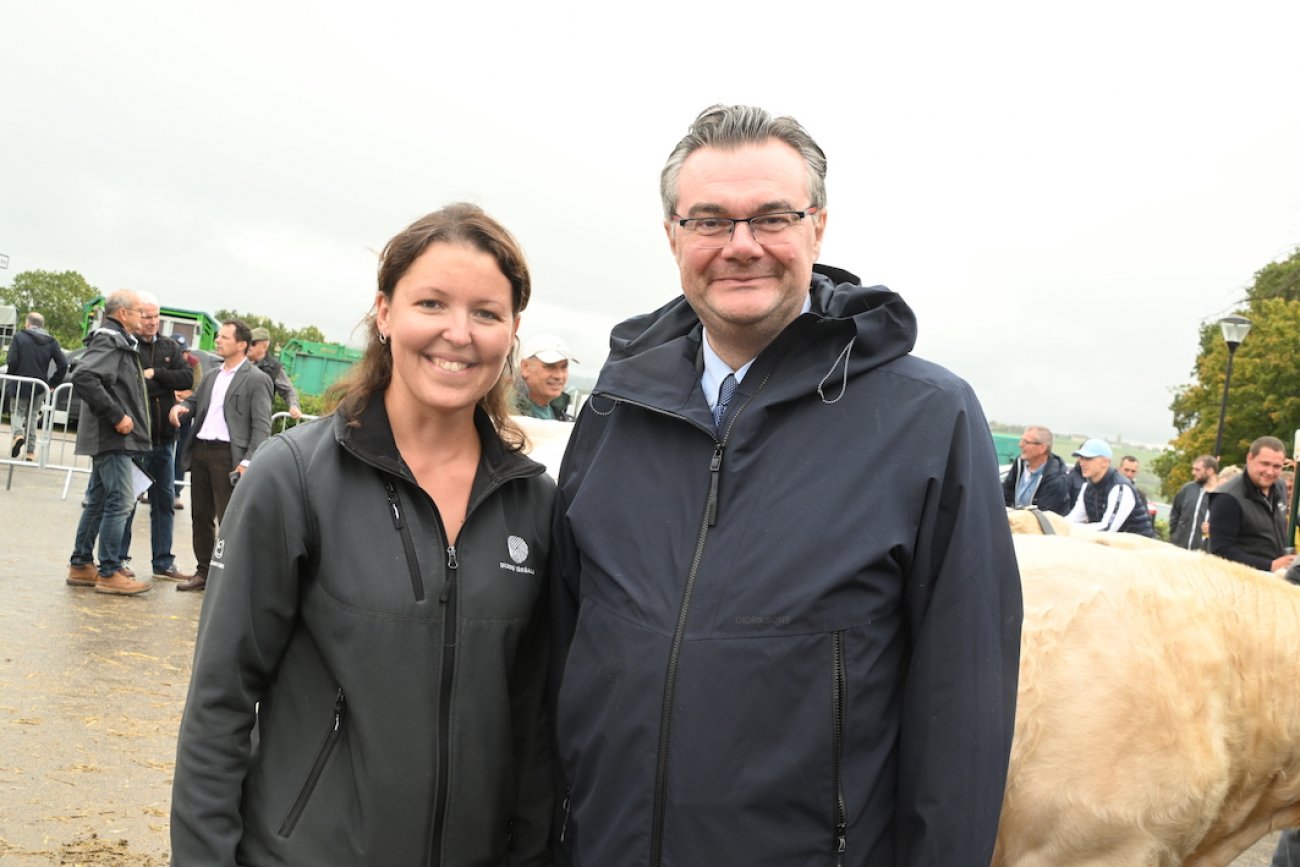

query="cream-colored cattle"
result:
[996,533,1300,866]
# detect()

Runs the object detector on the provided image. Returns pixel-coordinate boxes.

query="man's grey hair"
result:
[25,311,44,328]
[1027,425,1053,449]
[104,289,138,316]
[660,104,828,219]
[136,290,160,308]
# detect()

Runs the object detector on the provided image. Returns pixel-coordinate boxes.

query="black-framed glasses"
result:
[673,207,819,247]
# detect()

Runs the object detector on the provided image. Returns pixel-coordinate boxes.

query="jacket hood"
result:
[25,327,57,346]
[597,263,917,414]
[82,317,137,350]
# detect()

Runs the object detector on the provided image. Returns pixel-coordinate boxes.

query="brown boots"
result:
[66,563,152,595]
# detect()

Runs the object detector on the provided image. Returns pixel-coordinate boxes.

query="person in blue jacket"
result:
[551,104,1022,867]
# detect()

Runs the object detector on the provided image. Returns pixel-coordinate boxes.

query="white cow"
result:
[996,531,1300,866]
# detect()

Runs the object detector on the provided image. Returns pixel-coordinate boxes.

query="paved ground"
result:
[0,453,1286,865]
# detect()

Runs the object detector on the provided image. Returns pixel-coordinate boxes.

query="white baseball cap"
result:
[520,334,578,364]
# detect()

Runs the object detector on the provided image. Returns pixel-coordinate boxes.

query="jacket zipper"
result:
[278,687,347,837]
[383,479,425,601]
[592,382,771,867]
[559,785,573,843]
[428,542,459,867]
[831,631,847,865]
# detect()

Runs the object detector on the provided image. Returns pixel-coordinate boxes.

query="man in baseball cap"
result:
[515,334,578,420]
[247,327,302,419]
[1065,438,1155,536]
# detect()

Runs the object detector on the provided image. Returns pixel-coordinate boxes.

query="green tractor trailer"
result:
[279,339,363,397]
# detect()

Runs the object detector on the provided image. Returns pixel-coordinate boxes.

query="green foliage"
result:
[212,309,327,354]
[0,270,100,349]
[1157,247,1300,498]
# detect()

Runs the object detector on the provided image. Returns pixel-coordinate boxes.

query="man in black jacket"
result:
[1209,436,1294,573]
[247,327,302,419]
[122,293,192,581]
[5,311,67,460]
[551,104,1021,867]
[1002,425,1071,514]
[1168,455,1217,550]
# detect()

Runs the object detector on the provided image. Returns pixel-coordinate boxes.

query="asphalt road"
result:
[0,455,1286,865]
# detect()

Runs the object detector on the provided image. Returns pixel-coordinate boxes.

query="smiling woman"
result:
[170,204,557,866]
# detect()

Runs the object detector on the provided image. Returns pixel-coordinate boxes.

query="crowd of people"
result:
[1003,425,1297,573]
[2,102,1297,865]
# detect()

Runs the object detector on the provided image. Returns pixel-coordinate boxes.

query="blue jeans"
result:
[1273,829,1300,865]
[121,440,176,572]
[71,452,137,577]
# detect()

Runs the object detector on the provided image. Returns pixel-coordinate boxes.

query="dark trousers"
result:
[190,439,235,578]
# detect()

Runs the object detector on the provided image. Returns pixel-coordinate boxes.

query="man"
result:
[172,334,200,509]
[514,333,578,420]
[65,290,152,596]
[121,293,192,581]
[247,326,302,419]
[1208,436,1294,573]
[169,319,273,592]
[1001,425,1071,514]
[5,311,67,461]
[551,105,1021,866]
[1118,455,1151,522]
[1167,455,1217,550]
[1065,438,1155,536]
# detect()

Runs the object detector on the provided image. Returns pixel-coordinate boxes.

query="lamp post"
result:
[1212,315,1251,459]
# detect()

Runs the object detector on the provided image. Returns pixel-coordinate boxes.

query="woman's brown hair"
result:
[327,203,531,450]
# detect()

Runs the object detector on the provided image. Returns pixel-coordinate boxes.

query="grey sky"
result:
[4,2,1298,445]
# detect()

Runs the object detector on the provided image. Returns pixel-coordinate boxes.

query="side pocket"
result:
[831,631,847,867]
[278,687,346,837]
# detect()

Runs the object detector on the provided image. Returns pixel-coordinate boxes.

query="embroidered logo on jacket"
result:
[500,535,535,575]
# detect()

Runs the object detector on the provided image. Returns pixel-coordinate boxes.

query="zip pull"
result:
[440,546,458,603]
[559,787,572,842]
[706,444,724,527]
[333,687,346,731]
[383,481,403,529]
[835,823,846,866]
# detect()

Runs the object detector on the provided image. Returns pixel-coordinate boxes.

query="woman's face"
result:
[377,242,519,419]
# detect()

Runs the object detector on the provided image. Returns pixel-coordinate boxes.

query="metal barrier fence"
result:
[2,379,320,496]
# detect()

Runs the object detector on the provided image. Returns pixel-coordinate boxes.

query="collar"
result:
[700,294,811,409]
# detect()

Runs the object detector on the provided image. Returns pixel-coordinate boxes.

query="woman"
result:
[171,204,554,866]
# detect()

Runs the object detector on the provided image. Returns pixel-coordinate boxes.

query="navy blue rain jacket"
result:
[551,265,1023,867]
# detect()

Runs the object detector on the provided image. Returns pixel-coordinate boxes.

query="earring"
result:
[378,332,388,345]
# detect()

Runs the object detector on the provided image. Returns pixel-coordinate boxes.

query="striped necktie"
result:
[713,373,737,434]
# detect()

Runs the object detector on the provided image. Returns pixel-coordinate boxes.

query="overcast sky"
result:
[4,2,1298,445]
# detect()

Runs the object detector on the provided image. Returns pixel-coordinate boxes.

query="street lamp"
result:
[1212,315,1252,459]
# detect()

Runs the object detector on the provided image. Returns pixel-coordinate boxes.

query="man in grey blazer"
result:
[168,319,273,591]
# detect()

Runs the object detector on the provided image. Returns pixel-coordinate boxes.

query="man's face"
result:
[1246,446,1286,493]
[138,303,160,339]
[1019,430,1048,462]
[1079,455,1111,483]
[520,356,569,404]
[111,294,142,334]
[666,140,825,353]
[1119,459,1139,481]
[214,324,247,361]
[248,340,268,361]
[1191,461,1211,483]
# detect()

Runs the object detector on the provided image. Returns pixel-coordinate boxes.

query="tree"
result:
[0,270,100,349]
[1155,247,1300,497]
[212,310,328,353]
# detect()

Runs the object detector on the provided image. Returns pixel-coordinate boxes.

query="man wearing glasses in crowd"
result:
[1002,425,1071,514]
[550,105,1022,867]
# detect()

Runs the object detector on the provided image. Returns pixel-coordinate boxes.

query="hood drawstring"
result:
[817,338,854,405]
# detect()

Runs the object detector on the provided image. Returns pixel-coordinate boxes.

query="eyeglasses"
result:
[672,207,819,248]
[1019,438,1043,446]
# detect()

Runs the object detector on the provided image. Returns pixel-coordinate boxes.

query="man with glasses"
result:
[65,289,152,595]
[1002,425,1071,514]
[121,292,192,582]
[551,105,1021,867]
